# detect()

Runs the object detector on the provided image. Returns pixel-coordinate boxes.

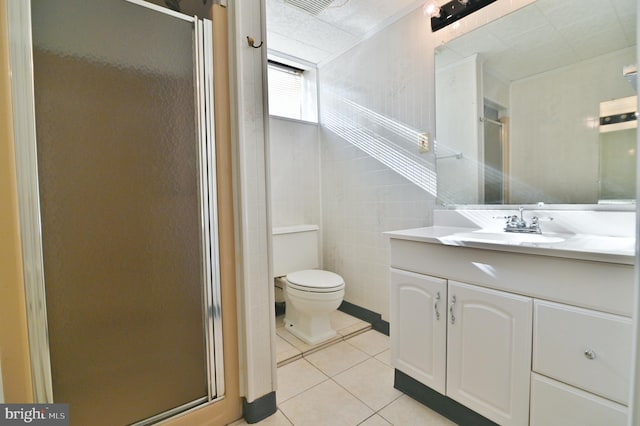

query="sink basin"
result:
[446,231,566,245]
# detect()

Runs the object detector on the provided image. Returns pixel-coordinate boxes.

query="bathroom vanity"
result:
[386,208,635,426]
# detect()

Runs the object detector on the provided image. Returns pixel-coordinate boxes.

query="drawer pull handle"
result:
[584,349,596,360]
[449,295,456,325]
[434,292,441,321]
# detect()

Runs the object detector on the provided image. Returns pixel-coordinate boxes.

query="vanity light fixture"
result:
[430,0,497,32]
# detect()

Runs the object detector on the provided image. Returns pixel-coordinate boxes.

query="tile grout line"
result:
[289,347,397,422]
[275,315,394,425]
[328,354,404,422]
[275,357,331,406]
[277,324,373,366]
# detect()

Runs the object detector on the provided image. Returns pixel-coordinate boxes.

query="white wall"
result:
[316,0,536,321]
[269,117,320,228]
[318,8,436,321]
[510,46,636,204]
[483,68,510,111]
[228,0,275,403]
[436,55,482,204]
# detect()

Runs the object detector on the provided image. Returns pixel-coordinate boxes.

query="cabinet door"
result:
[390,268,447,394]
[447,281,532,426]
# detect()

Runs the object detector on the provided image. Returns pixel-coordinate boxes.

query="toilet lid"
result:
[286,270,345,292]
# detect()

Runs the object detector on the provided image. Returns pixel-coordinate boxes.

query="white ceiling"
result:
[266,0,424,65]
[436,0,637,81]
[267,0,637,75]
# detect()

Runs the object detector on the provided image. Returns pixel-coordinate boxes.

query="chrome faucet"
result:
[503,207,545,234]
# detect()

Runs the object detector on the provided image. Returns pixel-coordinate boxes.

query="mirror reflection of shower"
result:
[481,104,506,204]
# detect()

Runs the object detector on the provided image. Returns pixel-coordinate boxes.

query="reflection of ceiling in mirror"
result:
[435,0,636,81]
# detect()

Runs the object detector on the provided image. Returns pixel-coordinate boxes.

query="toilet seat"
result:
[286,269,345,293]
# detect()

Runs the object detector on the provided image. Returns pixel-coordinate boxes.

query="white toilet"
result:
[273,225,345,345]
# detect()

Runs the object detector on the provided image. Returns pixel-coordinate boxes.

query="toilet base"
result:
[282,279,345,345]
[284,315,337,345]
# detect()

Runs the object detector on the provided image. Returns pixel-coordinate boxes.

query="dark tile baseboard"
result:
[338,300,389,336]
[242,391,277,424]
[394,369,498,426]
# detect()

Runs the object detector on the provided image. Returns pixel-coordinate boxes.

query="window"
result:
[267,60,317,122]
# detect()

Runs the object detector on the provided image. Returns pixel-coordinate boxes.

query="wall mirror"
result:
[435,0,637,206]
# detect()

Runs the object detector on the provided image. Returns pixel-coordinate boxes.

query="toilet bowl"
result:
[281,269,345,345]
[272,225,346,345]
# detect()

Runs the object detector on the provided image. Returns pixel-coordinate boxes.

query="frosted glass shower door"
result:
[27,0,221,424]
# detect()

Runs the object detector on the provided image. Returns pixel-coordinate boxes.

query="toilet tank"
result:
[272,225,319,277]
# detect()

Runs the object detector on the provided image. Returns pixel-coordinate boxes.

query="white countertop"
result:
[385,226,636,265]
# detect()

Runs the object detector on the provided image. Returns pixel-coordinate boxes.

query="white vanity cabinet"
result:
[390,270,532,426]
[387,231,634,426]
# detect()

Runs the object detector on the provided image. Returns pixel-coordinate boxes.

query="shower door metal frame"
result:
[7,0,225,419]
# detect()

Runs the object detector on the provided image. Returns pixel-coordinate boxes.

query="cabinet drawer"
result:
[530,373,627,426]
[533,300,632,405]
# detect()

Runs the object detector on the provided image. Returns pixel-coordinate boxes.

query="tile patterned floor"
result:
[231,312,457,426]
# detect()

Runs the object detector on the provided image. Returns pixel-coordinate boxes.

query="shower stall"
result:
[8,0,224,424]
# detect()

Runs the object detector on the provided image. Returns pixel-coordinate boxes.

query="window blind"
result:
[268,63,303,120]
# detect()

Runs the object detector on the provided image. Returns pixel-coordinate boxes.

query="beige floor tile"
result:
[333,358,402,411]
[358,414,392,426]
[374,349,391,366]
[227,409,293,425]
[276,326,342,355]
[276,327,314,353]
[304,341,369,377]
[280,380,374,426]
[276,358,327,404]
[378,395,458,426]
[337,321,371,338]
[331,310,363,329]
[276,334,302,365]
[346,330,390,356]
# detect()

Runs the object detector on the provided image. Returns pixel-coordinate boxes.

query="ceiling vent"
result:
[283,0,336,15]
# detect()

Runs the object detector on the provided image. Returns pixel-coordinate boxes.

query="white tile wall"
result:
[315,1,546,321]
[269,117,321,228]
[318,8,437,321]
[509,46,636,204]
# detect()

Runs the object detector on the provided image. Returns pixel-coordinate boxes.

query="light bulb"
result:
[423,1,441,18]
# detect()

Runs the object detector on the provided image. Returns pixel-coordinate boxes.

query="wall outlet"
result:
[419,132,430,153]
